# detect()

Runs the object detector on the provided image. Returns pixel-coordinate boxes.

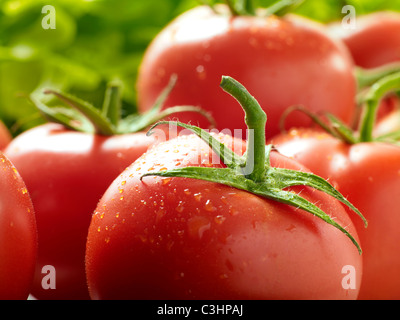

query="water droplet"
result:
[204,199,217,212]
[184,188,191,195]
[156,207,166,223]
[194,193,202,202]
[229,207,239,216]
[188,216,211,240]
[104,237,110,244]
[286,224,296,232]
[176,201,185,213]
[220,196,228,205]
[214,215,226,225]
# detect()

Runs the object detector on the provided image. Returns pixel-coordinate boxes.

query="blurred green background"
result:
[1,0,399,135]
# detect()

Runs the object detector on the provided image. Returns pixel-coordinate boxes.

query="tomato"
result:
[4,122,156,300]
[270,127,400,300]
[86,74,364,300]
[137,5,357,139]
[0,120,12,151]
[85,130,363,300]
[329,11,400,69]
[2,76,212,299]
[329,12,400,123]
[0,152,37,300]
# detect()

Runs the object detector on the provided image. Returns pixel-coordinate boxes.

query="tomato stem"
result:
[101,80,122,129]
[220,76,267,182]
[355,62,400,90]
[30,75,215,136]
[265,0,305,17]
[359,71,400,142]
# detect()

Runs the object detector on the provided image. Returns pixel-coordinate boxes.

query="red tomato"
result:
[0,152,37,300]
[4,123,157,300]
[0,120,12,151]
[85,132,362,300]
[329,11,400,69]
[137,5,357,139]
[271,128,400,299]
[329,12,400,122]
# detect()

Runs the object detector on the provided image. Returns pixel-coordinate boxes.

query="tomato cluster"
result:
[2,3,400,301]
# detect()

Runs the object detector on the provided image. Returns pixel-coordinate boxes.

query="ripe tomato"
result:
[330,11,400,69]
[329,11,400,124]
[85,130,362,300]
[4,123,156,300]
[0,120,12,150]
[271,128,400,299]
[0,152,37,300]
[137,5,357,139]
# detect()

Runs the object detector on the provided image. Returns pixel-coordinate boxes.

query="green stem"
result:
[265,0,305,16]
[355,62,400,90]
[220,76,267,182]
[43,89,116,136]
[102,81,122,128]
[225,0,240,16]
[236,0,255,15]
[359,71,400,142]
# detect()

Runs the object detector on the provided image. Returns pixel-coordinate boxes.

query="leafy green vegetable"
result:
[0,0,399,135]
[0,0,198,134]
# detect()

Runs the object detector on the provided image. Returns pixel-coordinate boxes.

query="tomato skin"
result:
[0,152,37,300]
[4,123,156,300]
[330,11,400,69]
[271,128,400,299]
[86,133,362,300]
[0,120,12,151]
[137,5,356,139]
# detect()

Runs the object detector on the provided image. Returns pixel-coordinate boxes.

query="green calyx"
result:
[281,70,400,145]
[29,75,215,136]
[358,71,400,143]
[141,76,367,255]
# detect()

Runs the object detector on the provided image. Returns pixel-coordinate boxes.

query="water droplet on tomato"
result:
[214,215,226,225]
[188,216,211,240]
[176,201,185,213]
[204,199,217,212]
[193,192,202,202]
